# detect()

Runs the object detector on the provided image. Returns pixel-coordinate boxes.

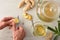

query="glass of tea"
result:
[33,21,47,36]
[37,0,58,22]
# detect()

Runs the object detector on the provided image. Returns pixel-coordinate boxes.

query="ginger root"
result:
[12,18,20,24]
[23,12,32,20]
[18,0,25,8]
[23,2,31,11]
[45,32,53,40]
[29,0,35,8]
[18,0,35,11]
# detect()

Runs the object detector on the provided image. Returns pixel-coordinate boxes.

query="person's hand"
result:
[0,17,25,40]
[0,17,14,30]
[9,22,25,40]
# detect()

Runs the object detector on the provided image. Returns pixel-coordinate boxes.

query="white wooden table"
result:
[0,0,60,40]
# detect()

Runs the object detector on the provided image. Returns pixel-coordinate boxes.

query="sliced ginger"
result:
[23,12,32,20]
[12,18,20,24]
[18,0,35,11]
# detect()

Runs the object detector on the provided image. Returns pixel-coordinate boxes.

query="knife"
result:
[16,16,24,27]
[16,16,20,27]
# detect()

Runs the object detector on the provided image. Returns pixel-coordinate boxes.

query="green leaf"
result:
[58,21,60,32]
[47,26,57,33]
[55,26,59,33]
[54,35,59,40]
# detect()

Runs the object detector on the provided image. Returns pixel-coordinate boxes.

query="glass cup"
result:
[37,0,58,22]
[33,21,47,36]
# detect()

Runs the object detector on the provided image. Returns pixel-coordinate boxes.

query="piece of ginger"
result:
[12,18,19,23]
[18,0,35,11]
[28,15,32,20]
[23,2,31,11]
[45,32,53,40]
[29,0,35,8]
[18,0,25,8]
[23,12,32,20]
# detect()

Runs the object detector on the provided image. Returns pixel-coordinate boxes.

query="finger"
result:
[23,31,26,38]
[19,26,24,32]
[19,26,25,38]
[15,26,19,30]
[0,19,13,30]
[0,22,6,30]
[12,22,16,31]
[6,20,13,29]
[9,21,16,31]
[22,29,25,37]
[2,17,14,21]
[5,19,13,26]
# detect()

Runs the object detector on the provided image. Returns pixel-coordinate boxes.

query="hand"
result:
[0,17,13,30]
[9,22,25,40]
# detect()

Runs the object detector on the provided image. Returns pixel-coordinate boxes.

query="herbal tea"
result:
[33,24,46,36]
[37,1,58,22]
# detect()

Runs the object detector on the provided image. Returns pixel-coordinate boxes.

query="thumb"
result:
[12,22,16,31]
[8,20,16,31]
[19,26,24,32]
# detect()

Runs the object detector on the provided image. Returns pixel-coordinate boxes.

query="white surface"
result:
[0,0,60,40]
